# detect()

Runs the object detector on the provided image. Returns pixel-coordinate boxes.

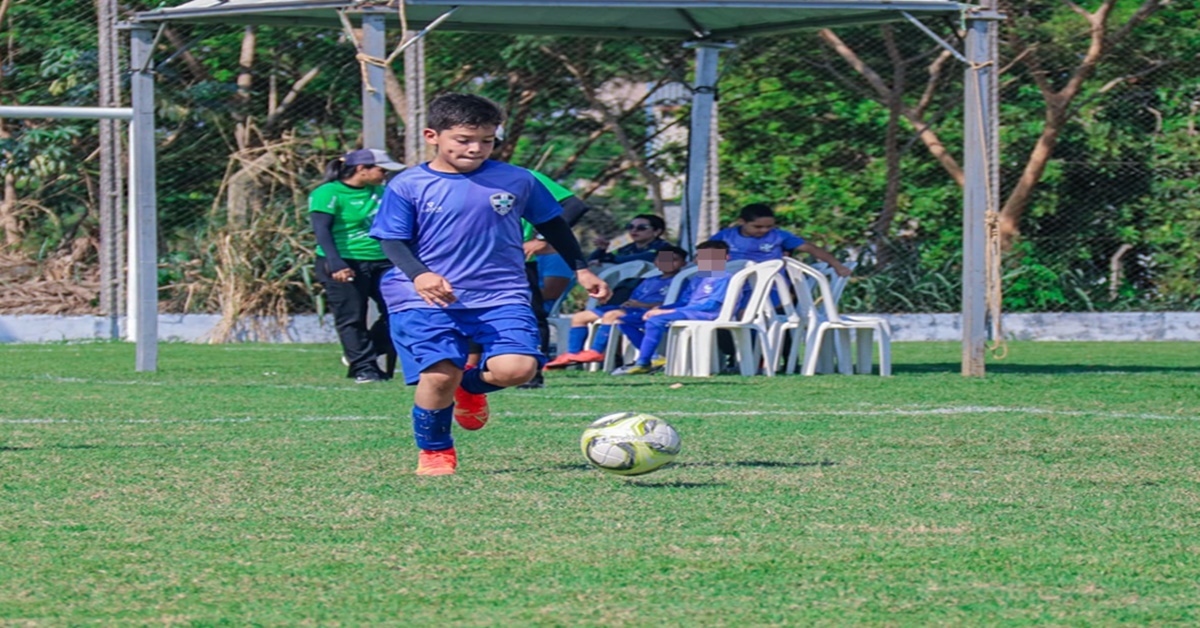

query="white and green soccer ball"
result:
[580,412,681,476]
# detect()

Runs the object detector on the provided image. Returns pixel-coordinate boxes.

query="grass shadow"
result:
[624,479,727,488]
[675,460,838,469]
[896,362,1200,375]
[0,443,170,452]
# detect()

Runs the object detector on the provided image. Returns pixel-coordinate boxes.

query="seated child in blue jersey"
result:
[710,203,851,276]
[613,240,748,376]
[543,245,688,370]
[369,93,610,476]
[587,214,673,265]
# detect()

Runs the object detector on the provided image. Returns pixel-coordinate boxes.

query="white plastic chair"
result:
[590,263,701,372]
[782,259,891,376]
[807,260,857,305]
[663,260,783,377]
[548,260,654,355]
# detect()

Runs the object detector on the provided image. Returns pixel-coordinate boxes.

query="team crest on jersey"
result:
[490,192,516,215]
[759,243,774,252]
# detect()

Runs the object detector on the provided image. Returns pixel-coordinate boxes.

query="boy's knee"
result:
[600,310,624,324]
[485,355,539,387]
[419,360,462,390]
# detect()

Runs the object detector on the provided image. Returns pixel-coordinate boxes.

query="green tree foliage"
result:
[1,0,1196,316]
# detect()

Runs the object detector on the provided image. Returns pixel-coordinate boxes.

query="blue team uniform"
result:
[709,226,805,262]
[619,271,751,365]
[590,274,673,319]
[371,160,563,384]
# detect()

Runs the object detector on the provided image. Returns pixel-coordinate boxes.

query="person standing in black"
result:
[310,148,405,383]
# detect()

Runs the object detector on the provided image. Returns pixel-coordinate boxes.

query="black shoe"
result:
[517,373,545,389]
[355,371,384,384]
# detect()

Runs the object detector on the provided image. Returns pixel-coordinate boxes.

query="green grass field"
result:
[2,341,1199,624]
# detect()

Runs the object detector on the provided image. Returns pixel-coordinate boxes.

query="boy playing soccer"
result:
[370,93,609,476]
[613,240,746,375]
[543,245,688,370]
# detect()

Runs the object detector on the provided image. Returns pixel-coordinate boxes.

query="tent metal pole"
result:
[961,7,1001,377]
[130,26,159,372]
[682,41,733,253]
[362,13,387,150]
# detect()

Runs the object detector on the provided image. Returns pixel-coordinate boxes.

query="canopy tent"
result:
[135,0,970,37]
[127,0,1000,375]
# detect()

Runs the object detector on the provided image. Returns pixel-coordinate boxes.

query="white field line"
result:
[2,406,1197,425]
[21,376,787,402]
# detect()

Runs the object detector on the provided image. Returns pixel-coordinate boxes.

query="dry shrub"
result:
[159,139,320,342]
[0,237,100,314]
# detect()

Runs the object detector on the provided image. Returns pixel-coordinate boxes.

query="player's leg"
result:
[389,308,469,475]
[544,309,603,369]
[612,311,690,375]
[573,308,628,365]
[466,303,546,396]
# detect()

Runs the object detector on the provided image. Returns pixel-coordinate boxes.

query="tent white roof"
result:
[135,0,970,38]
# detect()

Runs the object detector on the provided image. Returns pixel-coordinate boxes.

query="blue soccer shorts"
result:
[389,303,546,385]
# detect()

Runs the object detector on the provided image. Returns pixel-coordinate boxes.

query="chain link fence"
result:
[3,1,1198,333]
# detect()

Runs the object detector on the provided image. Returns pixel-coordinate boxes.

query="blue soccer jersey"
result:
[710,226,805,263]
[671,272,729,313]
[370,160,563,311]
[627,274,674,305]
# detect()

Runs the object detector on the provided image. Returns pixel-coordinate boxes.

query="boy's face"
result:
[424,124,497,173]
[696,248,727,272]
[654,251,685,275]
[739,216,776,239]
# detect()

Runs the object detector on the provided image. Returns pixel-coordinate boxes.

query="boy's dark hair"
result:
[632,214,666,232]
[657,244,689,261]
[739,203,776,222]
[696,240,729,251]
[427,93,504,132]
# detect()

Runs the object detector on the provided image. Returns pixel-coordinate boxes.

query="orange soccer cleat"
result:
[416,447,458,476]
[542,352,580,370]
[454,365,490,430]
[571,349,605,364]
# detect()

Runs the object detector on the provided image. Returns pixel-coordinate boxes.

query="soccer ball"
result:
[580,412,681,476]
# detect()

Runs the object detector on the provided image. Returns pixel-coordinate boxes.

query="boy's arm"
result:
[796,242,852,277]
[379,239,456,307]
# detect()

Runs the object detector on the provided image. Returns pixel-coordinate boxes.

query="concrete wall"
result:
[2,312,1198,343]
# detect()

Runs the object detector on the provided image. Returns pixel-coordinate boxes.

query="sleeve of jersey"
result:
[780,229,806,251]
[308,185,336,214]
[368,183,415,241]
[521,175,564,225]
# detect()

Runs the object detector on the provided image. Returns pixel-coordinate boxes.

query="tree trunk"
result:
[998,107,1066,248]
[227,150,277,228]
[234,26,256,151]
[0,123,19,248]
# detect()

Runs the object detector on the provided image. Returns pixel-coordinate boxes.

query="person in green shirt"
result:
[310,148,405,383]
